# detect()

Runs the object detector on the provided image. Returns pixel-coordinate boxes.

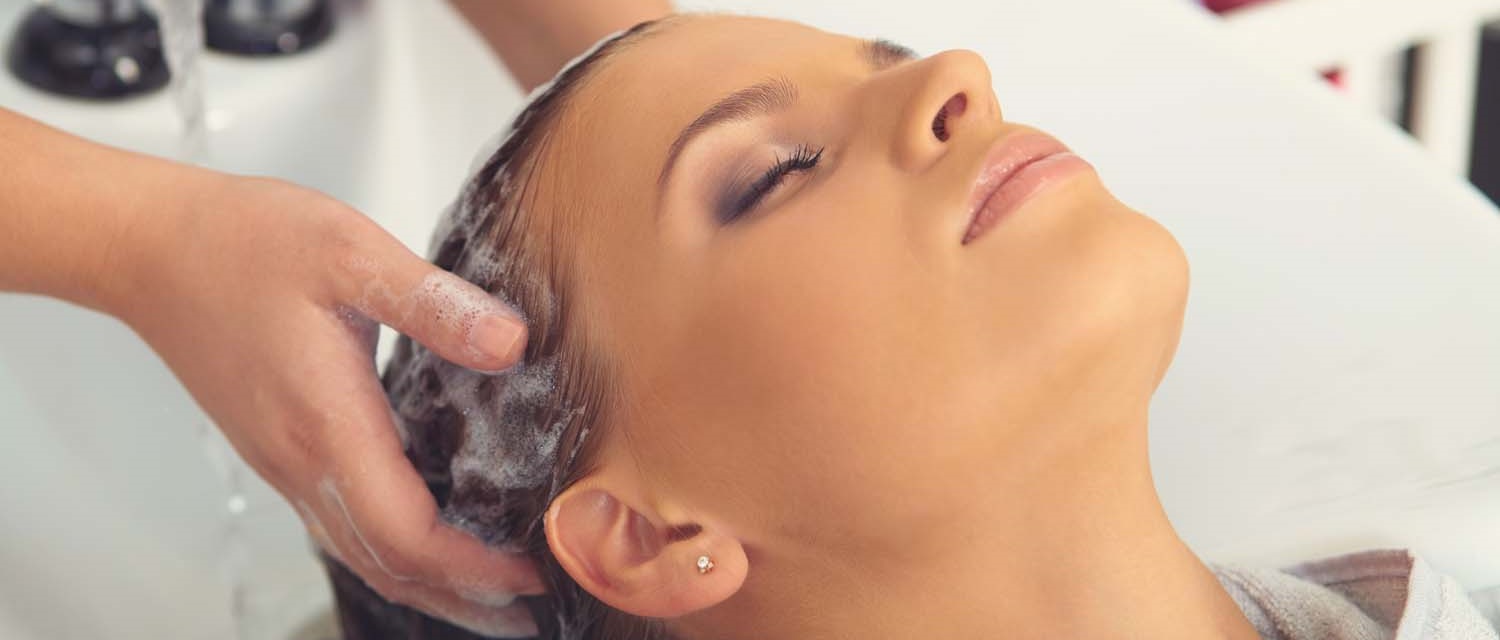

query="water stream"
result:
[146,0,207,154]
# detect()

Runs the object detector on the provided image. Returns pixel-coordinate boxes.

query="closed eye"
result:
[718,145,825,224]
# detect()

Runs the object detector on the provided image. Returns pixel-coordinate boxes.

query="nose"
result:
[881,49,997,173]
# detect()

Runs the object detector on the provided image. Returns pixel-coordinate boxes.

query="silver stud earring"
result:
[696,555,715,575]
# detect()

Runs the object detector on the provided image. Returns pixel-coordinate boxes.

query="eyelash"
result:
[723,144,825,223]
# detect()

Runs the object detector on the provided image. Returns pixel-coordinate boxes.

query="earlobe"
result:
[546,482,747,619]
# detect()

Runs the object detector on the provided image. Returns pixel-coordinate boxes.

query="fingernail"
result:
[515,568,547,596]
[469,314,525,370]
[458,586,518,608]
[458,606,540,639]
[426,599,540,639]
[457,561,546,599]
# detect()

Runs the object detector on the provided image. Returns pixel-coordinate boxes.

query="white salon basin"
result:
[3,0,1500,638]
[0,0,520,637]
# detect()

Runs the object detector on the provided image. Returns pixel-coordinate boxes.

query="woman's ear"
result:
[545,481,747,619]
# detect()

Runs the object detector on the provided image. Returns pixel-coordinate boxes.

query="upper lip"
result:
[961,131,1073,241]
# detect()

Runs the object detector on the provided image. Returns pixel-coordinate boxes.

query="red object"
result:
[1202,0,1269,13]
[1204,0,1347,90]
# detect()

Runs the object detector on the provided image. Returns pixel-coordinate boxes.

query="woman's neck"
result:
[684,414,1260,640]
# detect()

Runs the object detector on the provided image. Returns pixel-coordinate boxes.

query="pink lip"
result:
[961,132,1093,245]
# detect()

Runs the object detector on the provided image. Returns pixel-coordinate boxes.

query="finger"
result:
[294,500,340,562]
[412,590,539,639]
[314,515,540,638]
[353,560,542,638]
[333,231,527,373]
[313,477,393,581]
[321,384,547,597]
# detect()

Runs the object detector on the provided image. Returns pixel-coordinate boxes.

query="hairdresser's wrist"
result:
[0,109,208,316]
[91,156,228,326]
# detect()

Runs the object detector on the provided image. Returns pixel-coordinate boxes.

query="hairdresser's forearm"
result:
[449,0,672,92]
[0,107,211,313]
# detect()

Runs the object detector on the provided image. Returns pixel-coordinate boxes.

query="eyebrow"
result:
[656,38,919,189]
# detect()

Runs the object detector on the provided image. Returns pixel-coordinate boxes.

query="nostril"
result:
[944,93,969,119]
[932,93,968,142]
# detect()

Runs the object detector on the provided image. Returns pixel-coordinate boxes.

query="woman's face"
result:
[540,15,1190,554]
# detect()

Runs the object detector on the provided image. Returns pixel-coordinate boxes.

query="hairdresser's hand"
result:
[109,173,543,637]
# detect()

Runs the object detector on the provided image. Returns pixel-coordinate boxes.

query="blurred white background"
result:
[1189,0,1500,194]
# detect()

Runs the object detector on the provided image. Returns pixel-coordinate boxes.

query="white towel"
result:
[1471,586,1500,631]
[1211,549,1499,639]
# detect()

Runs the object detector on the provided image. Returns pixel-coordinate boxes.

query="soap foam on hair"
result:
[382,27,632,520]
[373,25,632,638]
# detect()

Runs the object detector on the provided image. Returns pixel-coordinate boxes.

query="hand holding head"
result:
[110,172,542,636]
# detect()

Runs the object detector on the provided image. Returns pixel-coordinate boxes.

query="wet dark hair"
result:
[322,17,677,640]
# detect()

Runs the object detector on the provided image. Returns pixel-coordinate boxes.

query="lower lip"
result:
[962,152,1093,245]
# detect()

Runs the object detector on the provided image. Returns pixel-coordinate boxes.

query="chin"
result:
[1060,212,1190,388]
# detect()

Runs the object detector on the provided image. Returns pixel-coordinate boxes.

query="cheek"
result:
[641,199,1004,540]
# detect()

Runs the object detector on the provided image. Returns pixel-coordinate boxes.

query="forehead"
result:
[592,14,847,132]
[548,15,856,212]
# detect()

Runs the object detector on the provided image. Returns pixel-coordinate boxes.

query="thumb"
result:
[336,239,526,373]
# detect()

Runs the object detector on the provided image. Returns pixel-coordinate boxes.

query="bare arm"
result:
[449,0,673,92]
[0,108,539,636]
[0,107,175,310]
